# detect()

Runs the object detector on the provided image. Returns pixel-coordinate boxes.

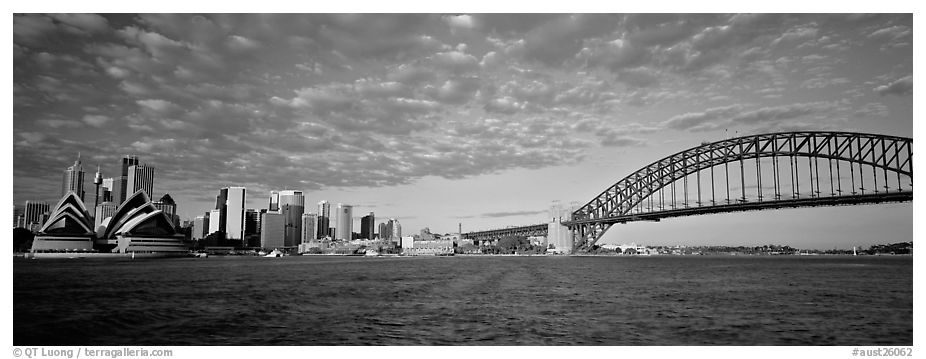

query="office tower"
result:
[316,200,330,239]
[61,154,86,201]
[127,164,155,198]
[101,178,114,202]
[278,190,304,247]
[301,213,317,244]
[269,191,280,212]
[208,209,222,235]
[94,202,118,229]
[24,201,50,232]
[93,165,103,210]
[390,218,402,240]
[117,155,139,203]
[192,216,206,240]
[361,212,375,240]
[260,212,284,249]
[202,213,210,239]
[152,193,179,228]
[378,222,388,240]
[13,206,24,228]
[214,188,228,237]
[219,187,246,240]
[244,209,259,235]
[334,203,353,241]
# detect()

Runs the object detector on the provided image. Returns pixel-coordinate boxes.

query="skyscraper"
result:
[126,164,155,198]
[61,154,86,201]
[192,216,206,241]
[361,212,375,240]
[260,212,284,249]
[390,218,402,240]
[317,200,330,239]
[278,190,304,247]
[301,213,317,244]
[117,155,139,204]
[208,209,222,235]
[378,222,388,240]
[24,201,50,232]
[224,187,246,240]
[334,203,353,241]
[152,193,179,228]
[215,188,228,237]
[101,178,114,202]
[269,191,280,212]
[94,202,118,229]
[244,209,259,235]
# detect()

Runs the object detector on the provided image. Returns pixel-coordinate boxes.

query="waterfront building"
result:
[126,164,155,198]
[361,212,375,240]
[97,190,186,255]
[224,187,246,240]
[208,209,222,235]
[117,156,139,203]
[301,213,317,245]
[403,238,454,256]
[316,200,330,239]
[260,212,284,249]
[24,201,50,232]
[334,203,353,241]
[32,192,96,252]
[93,202,118,230]
[192,216,206,240]
[61,155,86,202]
[278,190,304,246]
[13,205,25,228]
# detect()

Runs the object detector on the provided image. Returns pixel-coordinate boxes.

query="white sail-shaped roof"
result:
[39,192,94,235]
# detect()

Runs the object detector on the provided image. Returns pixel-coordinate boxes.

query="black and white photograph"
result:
[10,9,915,355]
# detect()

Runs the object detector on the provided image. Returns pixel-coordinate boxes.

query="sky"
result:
[11,13,914,249]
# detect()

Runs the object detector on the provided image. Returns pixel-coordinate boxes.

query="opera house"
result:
[29,190,188,258]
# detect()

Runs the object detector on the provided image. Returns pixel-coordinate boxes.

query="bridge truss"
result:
[563,131,913,251]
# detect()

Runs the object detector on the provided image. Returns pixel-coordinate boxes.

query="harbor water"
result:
[13,255,912,345]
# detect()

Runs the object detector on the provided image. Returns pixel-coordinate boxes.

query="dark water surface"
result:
[13,255,912,345]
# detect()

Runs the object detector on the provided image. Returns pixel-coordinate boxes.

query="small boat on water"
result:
[364,249,380,257]
[264,249,283,257]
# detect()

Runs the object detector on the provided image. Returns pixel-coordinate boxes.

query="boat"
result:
[264,249,283,257]
[364,249,380,257]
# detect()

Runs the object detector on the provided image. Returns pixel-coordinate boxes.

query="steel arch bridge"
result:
[561,131,913,251]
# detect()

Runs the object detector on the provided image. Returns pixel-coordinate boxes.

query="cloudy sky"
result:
[12,14,913,248]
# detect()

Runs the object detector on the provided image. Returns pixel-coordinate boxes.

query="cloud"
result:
[82,115,113,127]
[873,76,912,96]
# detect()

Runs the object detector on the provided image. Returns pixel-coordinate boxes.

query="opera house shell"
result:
[30,190,188,258]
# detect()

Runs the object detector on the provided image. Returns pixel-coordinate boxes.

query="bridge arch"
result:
[564,131,913,250]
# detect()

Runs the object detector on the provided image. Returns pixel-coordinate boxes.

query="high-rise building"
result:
[93,202,118,230]
[278,190,304,247]
[117,155,139,203]
[269,191,280,212]
[13,205,25,228]
[361,212,375,240]
[192,216,206,241]
[378,222,387,240]
[301,213,317,244]
[224,187,246,240]
[260,212,284,249]
[390,218,402,241]
[244,209,259,236]
[127,164,155,198]
[24,201,50,232]
[317,200,330,239]
[214,188,228,237]
[61,155,86,201]
[208,209,222,235]
[152,193,179,228]
[101,178,114,203]
[334,203,353,241]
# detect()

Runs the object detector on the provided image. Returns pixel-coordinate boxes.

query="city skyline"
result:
[13,14,913,249]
